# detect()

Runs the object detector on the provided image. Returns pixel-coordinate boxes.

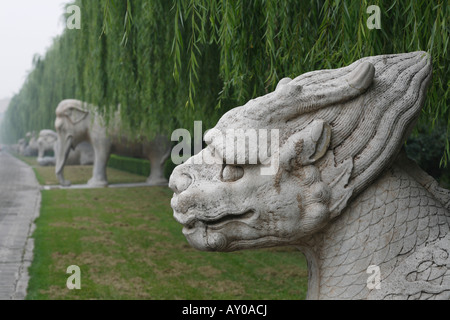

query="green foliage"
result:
[75,0,225,136]
[107,154,176,180]
[1,0,448,162]
[0,34,80,143]
[107,154,151,177]
[0,0,224,144]
[406,123,450,188]
[173,0,450,162]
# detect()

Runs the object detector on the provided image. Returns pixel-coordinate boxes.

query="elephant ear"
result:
[66,106,88,124]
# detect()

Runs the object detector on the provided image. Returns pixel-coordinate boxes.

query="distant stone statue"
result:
[17,138,27,155]
[170,52,450,300]
[54,99,172,187]
[37,130,58,160]
[22,132,39,157]
[37,129,94,167]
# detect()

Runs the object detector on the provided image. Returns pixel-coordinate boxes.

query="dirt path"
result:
[0,152,41,300]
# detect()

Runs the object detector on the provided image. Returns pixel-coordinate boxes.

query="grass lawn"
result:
[16,154,309,300]
[27,187,309,300]
[15,155,147,186]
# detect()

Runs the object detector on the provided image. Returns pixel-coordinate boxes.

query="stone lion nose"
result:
[169,166,193,195]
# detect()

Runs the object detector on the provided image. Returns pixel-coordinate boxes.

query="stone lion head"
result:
[170,52,432,252]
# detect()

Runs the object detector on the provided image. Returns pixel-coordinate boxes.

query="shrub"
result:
[107,154,176,180]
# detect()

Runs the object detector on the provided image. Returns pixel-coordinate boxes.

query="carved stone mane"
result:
[169,52,450,299]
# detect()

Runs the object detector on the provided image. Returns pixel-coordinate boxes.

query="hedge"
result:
[107,154,176,180]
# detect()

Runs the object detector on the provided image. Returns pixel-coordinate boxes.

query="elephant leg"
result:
[146,138,171,186]
[37,144,44,160]
[88,143,110,188]
[147,157,168,186]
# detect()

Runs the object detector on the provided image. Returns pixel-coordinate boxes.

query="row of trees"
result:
[1,0,448,164]
[1,0,222,142]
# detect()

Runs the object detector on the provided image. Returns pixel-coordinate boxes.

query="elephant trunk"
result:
[37,138,45,160]
[55,135,73,186]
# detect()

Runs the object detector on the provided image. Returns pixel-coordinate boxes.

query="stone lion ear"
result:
[275,77,303,100]
[66,107,88,124]
[275,77,293,91]
[280,120,331,170]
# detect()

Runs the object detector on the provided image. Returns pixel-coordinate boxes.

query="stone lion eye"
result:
[221,165,244,182]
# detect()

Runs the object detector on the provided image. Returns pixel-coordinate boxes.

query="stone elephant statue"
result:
[54,99,172,187]
[21,132,39,157]
[37,130,58,162]
[37,129,95,167]
[16,139,26,154]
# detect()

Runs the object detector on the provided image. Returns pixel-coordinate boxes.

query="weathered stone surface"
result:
[169,52,450,299]
[54,100,171,187]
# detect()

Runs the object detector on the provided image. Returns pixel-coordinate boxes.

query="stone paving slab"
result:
[0,152,41,300]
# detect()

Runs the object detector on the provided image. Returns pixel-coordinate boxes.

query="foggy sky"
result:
[0,0,67,101]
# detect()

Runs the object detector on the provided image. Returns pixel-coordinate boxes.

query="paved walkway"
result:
[0,152,41,300]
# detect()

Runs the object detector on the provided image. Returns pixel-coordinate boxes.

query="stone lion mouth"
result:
[182,210,255,231]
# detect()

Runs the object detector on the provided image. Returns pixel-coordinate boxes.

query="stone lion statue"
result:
[169,51,450,300]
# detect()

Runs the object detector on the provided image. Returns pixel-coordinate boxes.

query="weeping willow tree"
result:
[1,0,448,165]
[0,0,224,143]
[169,0,449,163]
[94,0,223,135]
[68,0,224,137]
[0,33,79,143]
